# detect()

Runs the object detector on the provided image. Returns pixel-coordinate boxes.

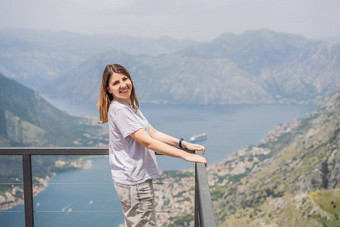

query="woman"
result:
[98,64,207,226]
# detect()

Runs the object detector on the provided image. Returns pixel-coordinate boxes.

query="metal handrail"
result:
[0,147,216,227]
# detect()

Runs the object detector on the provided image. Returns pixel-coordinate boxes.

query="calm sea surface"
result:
[0,103,315,227]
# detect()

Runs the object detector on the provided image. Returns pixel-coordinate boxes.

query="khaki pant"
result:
[114,180,156,227]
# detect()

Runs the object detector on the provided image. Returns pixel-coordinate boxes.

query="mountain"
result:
[180,29,340,103]
[0,28,195,90]
[0,72,107,146]
[153,91,340,226]
[42,50,274,105]
[42,30,340,105]
[0,72,109,209]
[1,29,339,106]
[211,91,340,226]
[181,30,311,74]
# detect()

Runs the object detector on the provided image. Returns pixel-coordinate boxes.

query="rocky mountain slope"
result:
[0,28,195,90]
[1,29,339,106]
[0,72,107,146]
[153,91,340,226]
[0,72,108,209]
[42,30,340,105]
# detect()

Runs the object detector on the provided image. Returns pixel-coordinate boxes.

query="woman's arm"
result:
[148,124,179,146]
[148,124,205,153]
[130,128,207,165]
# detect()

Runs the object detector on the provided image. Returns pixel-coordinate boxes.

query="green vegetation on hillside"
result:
[0,73,107,147]
[212,91,340,226]
[0,72,108,207]
[153,91,340,227]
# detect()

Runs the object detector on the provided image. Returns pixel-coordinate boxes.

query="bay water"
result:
[0,103,315,227]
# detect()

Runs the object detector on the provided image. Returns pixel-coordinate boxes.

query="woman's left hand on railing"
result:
[183,141,205,154]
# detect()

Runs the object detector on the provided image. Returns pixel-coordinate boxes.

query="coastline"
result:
[0,158,92,211]
[153,120,300,226]
[0,176,50,211]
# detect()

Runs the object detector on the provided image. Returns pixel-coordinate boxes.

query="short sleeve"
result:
[114,107,143,138]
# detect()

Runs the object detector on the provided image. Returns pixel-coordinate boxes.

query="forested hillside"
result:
[0,72,108,209]
[153,91,340,226]
[0,72,106,146]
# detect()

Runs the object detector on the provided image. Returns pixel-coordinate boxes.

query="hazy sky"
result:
[0,0,339,41]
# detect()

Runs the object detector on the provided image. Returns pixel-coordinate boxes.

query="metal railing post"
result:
[194,150,216,227]
[22,154,34,227]
[195,165,200,227]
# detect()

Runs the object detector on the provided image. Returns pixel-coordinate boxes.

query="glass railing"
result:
[0,147,216,227]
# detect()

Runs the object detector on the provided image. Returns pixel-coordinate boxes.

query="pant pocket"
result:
[136,180,155,209]
[114,182,131,210]
[138,181,153,198]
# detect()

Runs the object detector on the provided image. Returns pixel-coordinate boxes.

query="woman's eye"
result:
[123,77,128,81]
[113,81,119,85]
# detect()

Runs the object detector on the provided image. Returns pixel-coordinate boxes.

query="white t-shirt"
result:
[108,100,160,185]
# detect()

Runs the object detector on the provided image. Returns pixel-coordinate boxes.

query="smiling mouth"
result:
[119,87,129,94]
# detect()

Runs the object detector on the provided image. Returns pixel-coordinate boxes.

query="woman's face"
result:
[107,73,132,104]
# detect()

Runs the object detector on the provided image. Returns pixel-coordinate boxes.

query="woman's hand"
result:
[183,153,207,166]
[183,142,205,154]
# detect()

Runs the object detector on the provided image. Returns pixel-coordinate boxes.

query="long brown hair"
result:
[97,64,139,124]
